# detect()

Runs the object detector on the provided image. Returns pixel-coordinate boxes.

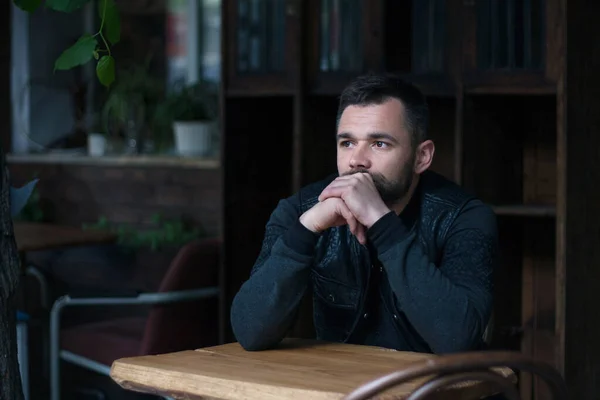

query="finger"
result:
[346,173,373,189]
[319,185,349,202]
[340,173,368,182]
[347,215,358,238]
[319,176,356,198]
[340,172,368,179]
[337,201,358,235]
[334,175,355,181]
[355,223,366,245]
[340,204,366,245]
[352,221,365,245]
[330,176,367,191]
[322,182,351,192]
[360,173,373,182]
[318,182,338,202]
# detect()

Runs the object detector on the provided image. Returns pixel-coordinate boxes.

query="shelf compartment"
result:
[464,71,556,95]
[492,204,556,217]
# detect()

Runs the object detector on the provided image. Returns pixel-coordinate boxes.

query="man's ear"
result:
[414,140,435,174]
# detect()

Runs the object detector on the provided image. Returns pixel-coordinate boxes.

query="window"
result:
[10,0,222,156]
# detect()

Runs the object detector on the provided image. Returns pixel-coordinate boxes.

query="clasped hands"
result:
[299,173,390,245]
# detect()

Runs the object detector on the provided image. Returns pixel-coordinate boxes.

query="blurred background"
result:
[1,0,590,399]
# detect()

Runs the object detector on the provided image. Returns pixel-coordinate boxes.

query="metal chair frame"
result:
[343,350,568,400]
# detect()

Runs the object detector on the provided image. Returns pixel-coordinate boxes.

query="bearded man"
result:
[230,72,499,354]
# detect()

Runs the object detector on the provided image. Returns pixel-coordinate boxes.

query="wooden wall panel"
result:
[8,162,221,236]
[559,0,600,398]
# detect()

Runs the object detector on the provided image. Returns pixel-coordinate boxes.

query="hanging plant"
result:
[13,0,121,87]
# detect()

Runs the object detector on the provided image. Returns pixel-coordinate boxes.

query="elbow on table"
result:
[230,311,282,351]
[430,337,481,355]
[430,300,491,354]
[236,335,280,351]
[429,326,485,354]
[231,318,281,351]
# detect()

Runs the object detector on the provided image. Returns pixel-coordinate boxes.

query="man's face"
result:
[336,98,415,205]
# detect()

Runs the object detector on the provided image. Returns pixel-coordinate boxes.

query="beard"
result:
[342,160,414,205]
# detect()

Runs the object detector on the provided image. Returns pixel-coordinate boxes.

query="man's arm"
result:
[230,196,320,351]
[368,200,498,354]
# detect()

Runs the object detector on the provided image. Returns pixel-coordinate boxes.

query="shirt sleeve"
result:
[230,196,320,351]
[367,199,498,353]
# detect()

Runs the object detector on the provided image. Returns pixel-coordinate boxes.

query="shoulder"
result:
[452,198,497,241]
[419,171,497,237]
[420,171,478,208]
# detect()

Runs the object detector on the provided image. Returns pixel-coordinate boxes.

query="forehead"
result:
[337,98,407,136]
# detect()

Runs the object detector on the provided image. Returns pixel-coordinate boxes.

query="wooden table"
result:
[14,222,116,252]
[110,339,515,399]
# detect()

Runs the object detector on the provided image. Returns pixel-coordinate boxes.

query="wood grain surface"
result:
[110,338,515,399]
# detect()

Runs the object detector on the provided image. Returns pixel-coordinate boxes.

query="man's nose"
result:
[349,145,372,170]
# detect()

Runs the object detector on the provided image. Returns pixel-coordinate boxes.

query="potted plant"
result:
[156,82,218,157]
[102,62,164,154]
[87,114,107,156]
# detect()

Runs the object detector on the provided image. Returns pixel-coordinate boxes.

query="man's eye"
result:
[340,141,352,147]
[374,141,387,148]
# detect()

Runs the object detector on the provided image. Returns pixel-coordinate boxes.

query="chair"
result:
[343,350,568,400]
[16,311,30,400]
[48,237,222,400]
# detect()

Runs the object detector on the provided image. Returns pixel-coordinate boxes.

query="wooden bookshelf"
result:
[492,205,556,218]
[219,0,596,398]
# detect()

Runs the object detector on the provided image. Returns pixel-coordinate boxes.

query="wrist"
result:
[299,211,320,233]
[283,219,321,256]
[364,206,391,229]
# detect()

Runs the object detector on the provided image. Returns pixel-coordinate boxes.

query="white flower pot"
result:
[173,121,214,157]
[88,133,106,156]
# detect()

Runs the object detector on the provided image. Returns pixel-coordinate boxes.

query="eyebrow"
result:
[336,132,399,144]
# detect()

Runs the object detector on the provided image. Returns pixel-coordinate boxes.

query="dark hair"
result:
[337,72,430,148]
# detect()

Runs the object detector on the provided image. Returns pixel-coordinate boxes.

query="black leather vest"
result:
[297,171,477,348]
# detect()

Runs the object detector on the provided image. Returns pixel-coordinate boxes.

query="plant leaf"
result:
[54,34,97,71]
[98,0,120,45]
[96,55,115,87]
[13,0,43,12]
[45,0,91,12]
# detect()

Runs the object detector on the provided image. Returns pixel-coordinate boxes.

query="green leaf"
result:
[98,0,120,45]
[151,213,162,224]
[54,34,97,71]
[13,0,43,12]
[96,55,115,87]
[45,0,91,12]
